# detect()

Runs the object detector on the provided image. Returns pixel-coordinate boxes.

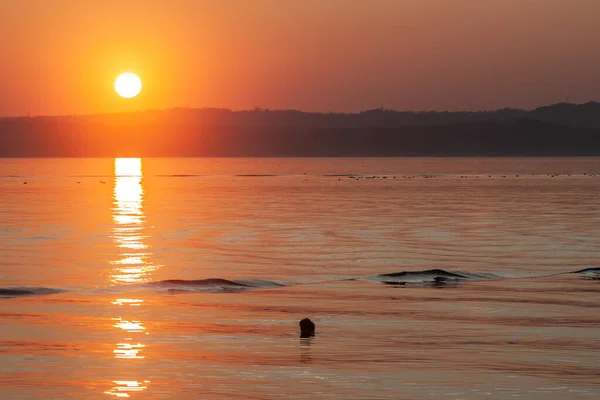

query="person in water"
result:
[299,318,315,338]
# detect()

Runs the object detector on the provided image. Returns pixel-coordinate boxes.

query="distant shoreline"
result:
[3,155,600,159]
[2,101,598,121]
[2,102,600,157]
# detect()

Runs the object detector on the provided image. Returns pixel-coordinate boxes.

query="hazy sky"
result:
[0,0,599,116]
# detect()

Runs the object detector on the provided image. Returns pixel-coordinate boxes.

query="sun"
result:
[115,73,142,98]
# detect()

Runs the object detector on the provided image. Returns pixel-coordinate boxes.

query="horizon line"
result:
[2,100,599,120]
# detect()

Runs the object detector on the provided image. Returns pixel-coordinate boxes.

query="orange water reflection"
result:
[110,158,157,284]
[112,316,147,334]
[107,158,153,398]
[105,380,151,398]
[110,298,148,360]
[114,342,146,359]
[107,298,150,396]
[112,298,144,307]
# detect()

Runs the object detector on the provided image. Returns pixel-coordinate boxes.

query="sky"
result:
[0,0,599,117]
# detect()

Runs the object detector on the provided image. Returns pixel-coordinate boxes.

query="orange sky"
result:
[0,0,599,116]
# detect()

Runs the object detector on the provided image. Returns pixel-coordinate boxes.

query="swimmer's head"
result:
[299,318,315,338]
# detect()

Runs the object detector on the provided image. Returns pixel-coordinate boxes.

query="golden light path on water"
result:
[105,381,150,398]
[106,158,154,398]
[111,158,156,283]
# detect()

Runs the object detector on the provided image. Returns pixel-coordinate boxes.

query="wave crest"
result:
[0,287,66,298]
[570,268,600,280]
[374,269,498,286]
[571,267,600,274]
[149,278,284,293]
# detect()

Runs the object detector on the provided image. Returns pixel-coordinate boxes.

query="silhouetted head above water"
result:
[299,318,315,338]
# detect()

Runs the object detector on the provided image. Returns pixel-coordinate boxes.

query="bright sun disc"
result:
[115,73,142,98]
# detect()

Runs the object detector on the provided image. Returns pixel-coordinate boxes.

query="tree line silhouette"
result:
[1,102,599,157]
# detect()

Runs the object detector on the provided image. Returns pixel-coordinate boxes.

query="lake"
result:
[1,157,600,399]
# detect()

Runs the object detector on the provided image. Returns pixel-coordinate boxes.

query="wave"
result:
[570,268,600,280]
[0,287,66,298]
[571,267,600,274]
[373,267,600,287]
[2,267,597,298]
[148,278,285,293]
[373,269,499,286]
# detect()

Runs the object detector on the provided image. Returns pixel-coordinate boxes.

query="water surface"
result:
[1,158,600,399]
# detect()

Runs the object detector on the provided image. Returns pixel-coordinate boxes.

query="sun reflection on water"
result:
[110,158,157,284]
[112,298,144,306]
[107,300,150,396]
[107,158,153,398]
[105,381,151,398]
[112,316,147,333]
[114,342,146,359]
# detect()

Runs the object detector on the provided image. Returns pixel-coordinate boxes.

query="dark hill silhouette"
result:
[1,102,600,157]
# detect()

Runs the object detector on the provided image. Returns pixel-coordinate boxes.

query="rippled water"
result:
[1,158,600,399]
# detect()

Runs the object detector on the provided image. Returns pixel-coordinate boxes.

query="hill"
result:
[1,102,600,157]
